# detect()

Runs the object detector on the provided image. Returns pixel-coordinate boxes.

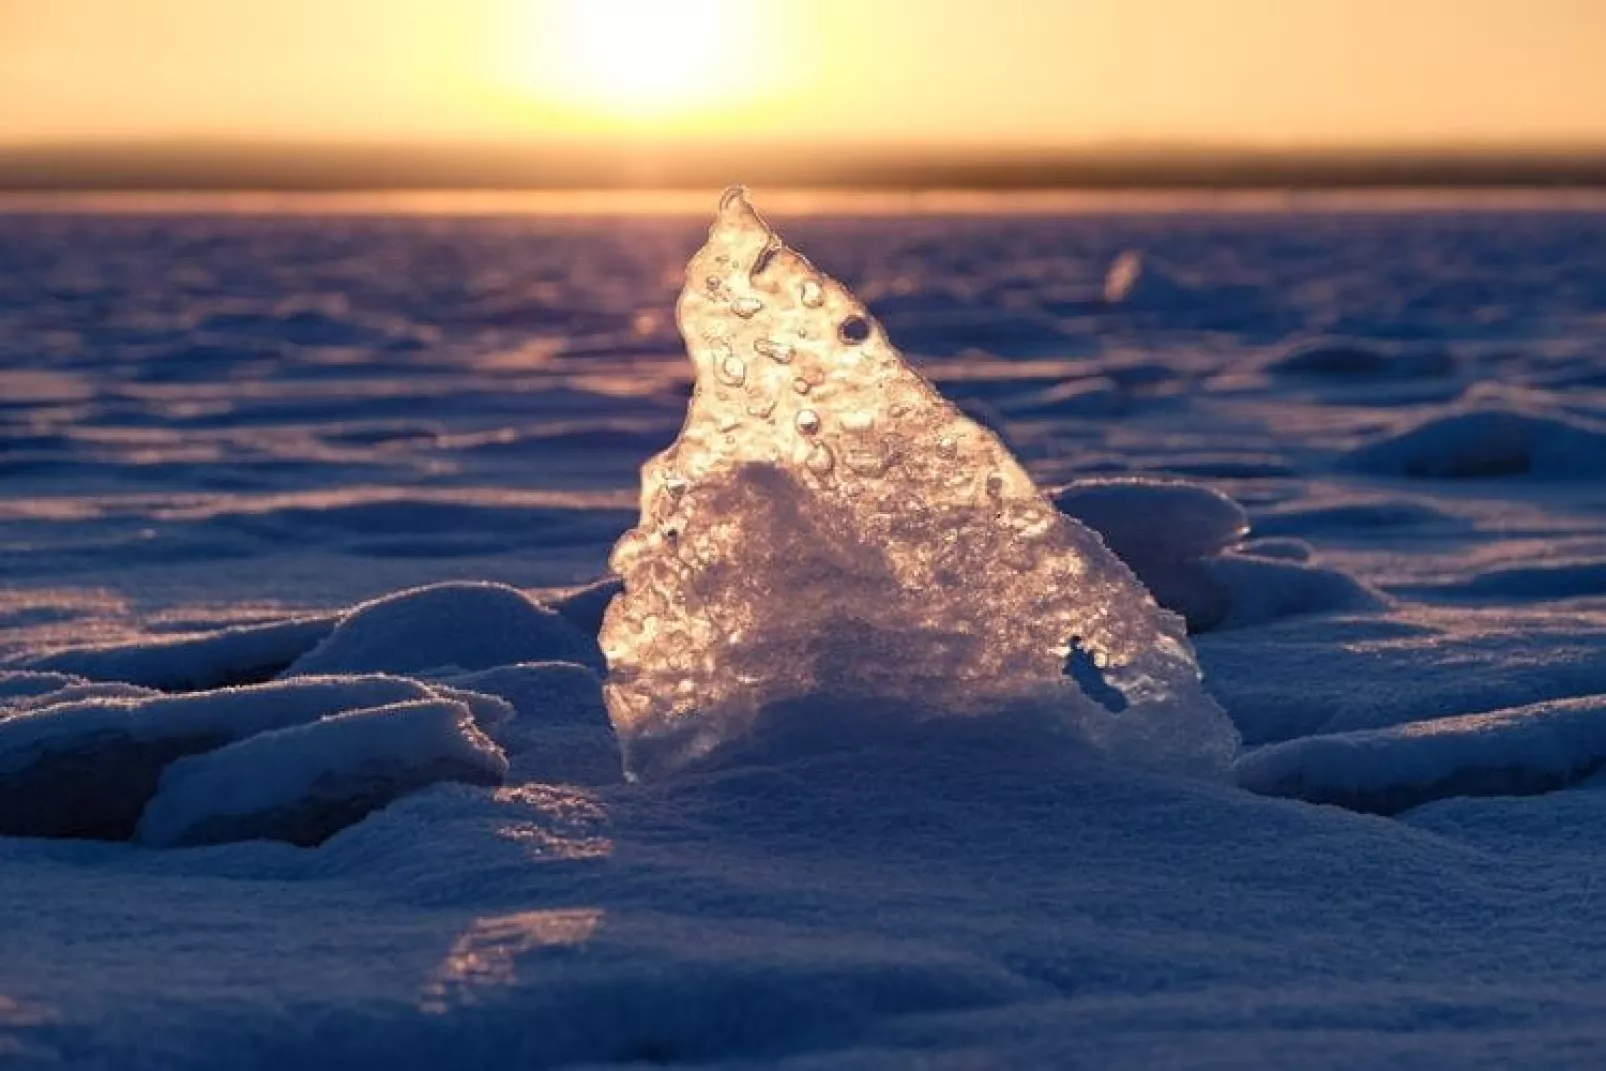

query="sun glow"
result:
[502,0,790,130]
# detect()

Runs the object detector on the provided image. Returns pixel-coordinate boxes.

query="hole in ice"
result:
[838,316,871,344]
[751,240,780,278]
[1064,637,1128,714]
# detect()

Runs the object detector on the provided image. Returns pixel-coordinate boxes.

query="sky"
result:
[4,0,1606,150]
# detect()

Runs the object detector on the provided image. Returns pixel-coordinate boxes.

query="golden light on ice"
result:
[502,0,782,127]
[599,189,1238,780]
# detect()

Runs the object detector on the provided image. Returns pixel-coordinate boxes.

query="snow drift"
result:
[1345,404,1606,480]
[137,698,507,847]
[1237,695,1606,814]
[0,674,511,842]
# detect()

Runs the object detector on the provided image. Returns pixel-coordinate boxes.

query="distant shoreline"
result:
[6,143,1606,195]
[6,188,1606,217]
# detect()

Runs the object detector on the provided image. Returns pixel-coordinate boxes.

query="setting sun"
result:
[500,0,791,130]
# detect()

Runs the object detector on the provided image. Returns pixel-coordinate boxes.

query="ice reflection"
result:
[492,784,613,862]
[418,908,602,1013]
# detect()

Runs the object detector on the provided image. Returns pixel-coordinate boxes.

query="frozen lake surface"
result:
[4,194,1606,1067]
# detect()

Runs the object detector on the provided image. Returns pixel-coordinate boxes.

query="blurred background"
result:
[4,0,1606,193]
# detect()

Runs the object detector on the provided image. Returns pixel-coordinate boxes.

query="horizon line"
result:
[8,141,1606,192]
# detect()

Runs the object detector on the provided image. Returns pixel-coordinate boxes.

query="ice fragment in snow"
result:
[599,189,1236,778]
[1103,250,1145,304]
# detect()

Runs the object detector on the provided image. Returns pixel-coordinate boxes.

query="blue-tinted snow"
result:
[3,197,1606,1067]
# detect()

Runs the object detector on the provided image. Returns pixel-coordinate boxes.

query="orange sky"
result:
[4,0,1606,149]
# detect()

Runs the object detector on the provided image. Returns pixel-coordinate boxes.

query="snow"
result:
[1344,404,1606,479]
[1237,695,1606,813]
[1051,477,1249,563]
[436,662,620,786]
[5,191,1606,1066]
[1046,476,1382,632]
[136,698,508,847]
[287,581,602,677]
[26,615,337,690]
[599,190,1236,780]
[0,675,492,839]
[1200,552,1389,631]
[1264,337,1458,379]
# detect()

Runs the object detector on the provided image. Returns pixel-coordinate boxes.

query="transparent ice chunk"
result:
[600,189,1237,779]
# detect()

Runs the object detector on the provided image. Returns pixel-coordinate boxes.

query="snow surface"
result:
[287,581,602,677]
[137,698,508,847]
[4,194,1606,1066]
[1237,694,1606,814]
[0,675,508,839]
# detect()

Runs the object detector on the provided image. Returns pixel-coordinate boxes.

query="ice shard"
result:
[600,188,1237,778]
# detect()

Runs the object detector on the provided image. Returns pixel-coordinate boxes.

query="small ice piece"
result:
[1052,478,1248,565]
[1103,250,1145,304]
[136,699,508,848]
[599,188,1237,779]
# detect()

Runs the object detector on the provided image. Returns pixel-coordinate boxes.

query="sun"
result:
[501,0,783,129]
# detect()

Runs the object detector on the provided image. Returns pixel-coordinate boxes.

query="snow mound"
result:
[24,615,336,690]
[1344,405,1606,479]
[1049,477,1383,633]
[600,189,1236,779]
[287,582,601,678]
[1051,478,1248,564]
[437,662,621,785]
[1200,553,1389,630]
[1050,477,1247,632]
[1264,338,1457,379]
[137,698,507,848]
[0,675,445,839]
[1237,696,1606,814]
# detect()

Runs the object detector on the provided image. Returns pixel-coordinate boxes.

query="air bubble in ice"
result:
[755,338,794,363]
[839,316,871,343]
[804,443,835,474]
